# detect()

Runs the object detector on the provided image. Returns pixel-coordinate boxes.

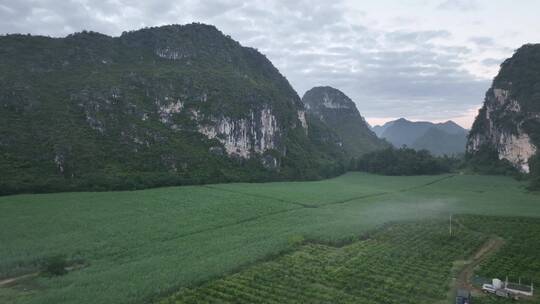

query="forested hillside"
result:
[467,44,540,188]
[302,86,387,157]
[0,24,346,195]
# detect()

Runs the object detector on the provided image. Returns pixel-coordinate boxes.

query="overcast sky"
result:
[1,0,539,127]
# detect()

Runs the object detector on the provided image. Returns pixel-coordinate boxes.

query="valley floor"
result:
[0,173,539,303]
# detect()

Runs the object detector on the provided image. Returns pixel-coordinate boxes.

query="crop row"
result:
[460,215,540,290]
[160,219,488,304]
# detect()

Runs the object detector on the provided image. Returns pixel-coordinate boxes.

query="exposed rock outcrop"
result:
[467,44,540,173]
[198,108,280,158]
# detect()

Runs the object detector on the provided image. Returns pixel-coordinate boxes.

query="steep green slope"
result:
[467,44,540,187]
[301,86,387,157]
[0,24,344,195]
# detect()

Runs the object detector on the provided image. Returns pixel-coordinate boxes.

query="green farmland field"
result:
[161,219,488,304]
[160,215,540,304]
[1,173,540,303]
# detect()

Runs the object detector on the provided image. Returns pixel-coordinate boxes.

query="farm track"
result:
[0,273,38,287]
[454,236,504,292]
[446,218,506,303]
[454,236,505,292]
[0,264,86,288]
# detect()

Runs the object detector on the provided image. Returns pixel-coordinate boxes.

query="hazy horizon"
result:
[2,0,539,128]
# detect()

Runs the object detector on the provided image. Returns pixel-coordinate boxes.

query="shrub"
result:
[43,255,68,276]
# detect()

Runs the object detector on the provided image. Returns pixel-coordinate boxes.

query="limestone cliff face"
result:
[467,44,540,172]
[198,107,281,158]
[302,86,387,157]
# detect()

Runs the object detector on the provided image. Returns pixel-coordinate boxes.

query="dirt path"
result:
[0,264,85,288]
[451,236,505,299]
[0,273,38,287]
[458,237,504,290]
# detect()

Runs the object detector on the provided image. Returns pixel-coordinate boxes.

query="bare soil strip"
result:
[0,273,38,287]
[448,235,505,303]
[456,236,505,290]
[0,264,86,288]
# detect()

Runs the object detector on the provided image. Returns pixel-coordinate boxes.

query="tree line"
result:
[350,147,458,175]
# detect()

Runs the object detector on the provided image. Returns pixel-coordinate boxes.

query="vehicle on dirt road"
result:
[456,289,472,304]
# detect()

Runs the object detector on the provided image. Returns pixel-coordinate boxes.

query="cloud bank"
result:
[1,0,535,127]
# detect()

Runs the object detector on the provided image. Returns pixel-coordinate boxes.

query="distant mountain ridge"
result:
[372,118,468,155]
[302,86,388,157]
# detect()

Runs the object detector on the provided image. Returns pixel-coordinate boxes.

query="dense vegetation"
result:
[2,173,540,304]
[529,153,540,189]
[460,216,540,292]
[301,86,387,157]
[161,215,540,304]
[469,44,540,138]
[463,144,540,191]
[492,44,540,114]
[464,144,520,176]
[467,44,540,190]
[351,147,456,175]
[161,220,487,304]
[0,24,346,196]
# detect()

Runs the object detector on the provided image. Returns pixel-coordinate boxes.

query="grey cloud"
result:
[0,0,492,121]
[385,30,451,45]
[481,58,504,66]
[437,0,479,11]
[469,36,495,46]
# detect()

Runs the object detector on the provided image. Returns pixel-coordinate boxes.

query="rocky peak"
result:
[302,86,387,156]
[303,86,356,112]
[119,23,241,62]
[467,44,540,173]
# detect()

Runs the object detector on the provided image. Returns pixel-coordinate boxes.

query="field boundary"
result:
[202,185,315,208]
[205,174,456,210]
[150,206,306,245]
[156,216,490,304]
[399,174,455,192]
[157,175,458,243]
